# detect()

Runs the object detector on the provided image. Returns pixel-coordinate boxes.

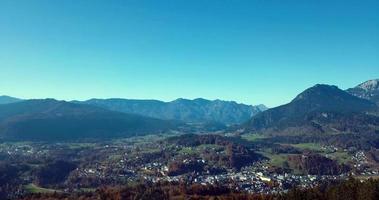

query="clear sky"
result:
[0,0,378,107]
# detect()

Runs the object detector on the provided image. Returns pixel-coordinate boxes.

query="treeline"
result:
[34,160,77,187]
[288,153,350,175]
[20,181,269,200]
[0,159,77,199]
[283,178,379,200]
[0,162,27,199]
[165,134,231,147]
[168,159,204,176]
[263,133,379,150]
[166,134,262,170]
[20,178,379,200]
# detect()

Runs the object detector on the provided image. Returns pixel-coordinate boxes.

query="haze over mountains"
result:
[0,97,266,125]
[0,79,378,141]
[0,95,22,105]
[0,97,265,141]
[77,98,266,125]
[0,99,180,141]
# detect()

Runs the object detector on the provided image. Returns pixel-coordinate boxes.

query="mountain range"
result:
[0,97,266,125]
[0,99,180,141]
[0,79,378,141]
[76,98,266,125]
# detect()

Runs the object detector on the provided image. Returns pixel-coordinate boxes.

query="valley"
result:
[1,131,378,199]
[0,79,379,199]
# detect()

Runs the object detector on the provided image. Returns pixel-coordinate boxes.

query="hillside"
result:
[0,99,180,141]
[243,84,379,135]
[347,79,379,105]
[0,96,22,104]
[78,98,266,125]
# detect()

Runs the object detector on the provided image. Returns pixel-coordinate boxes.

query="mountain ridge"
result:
[77,98,266,125]
[0,96,266,125]
[347,79,379,105]
[243,84,379,135]
[0,95,22,104]
[0,99,181,141]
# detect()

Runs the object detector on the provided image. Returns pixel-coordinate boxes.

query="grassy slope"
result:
[24,184,60,194]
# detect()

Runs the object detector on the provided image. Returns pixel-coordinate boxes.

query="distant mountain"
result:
[0,99,180,141]
[347,79,379,105]
[78,98,266,125]
[243,84,379,135]
[0,96,22,104]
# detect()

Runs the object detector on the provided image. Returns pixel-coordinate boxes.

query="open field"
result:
[241,134,268,141]
[24,184,60,194]
[290,143,322,151]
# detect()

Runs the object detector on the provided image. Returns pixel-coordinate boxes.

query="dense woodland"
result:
[287,153,349,175]
[19,178,379,200]
[167,134,262,170]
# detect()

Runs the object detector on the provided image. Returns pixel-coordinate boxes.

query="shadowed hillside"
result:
[243,84,379,135]
[0,99,181,141]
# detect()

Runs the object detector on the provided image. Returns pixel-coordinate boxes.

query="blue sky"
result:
[0,0,378,107]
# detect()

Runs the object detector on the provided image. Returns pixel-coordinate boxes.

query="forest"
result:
[20,178,379,200]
